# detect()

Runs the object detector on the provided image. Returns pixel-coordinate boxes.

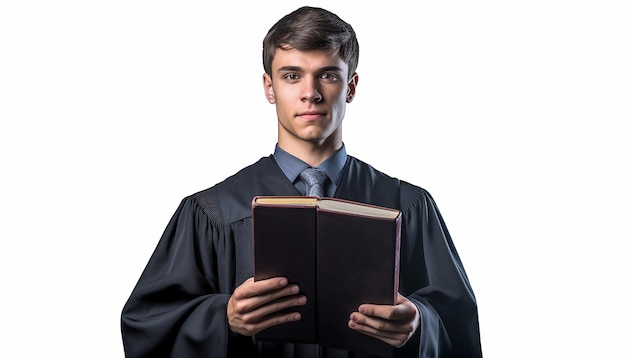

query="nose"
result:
[300,78,322,103]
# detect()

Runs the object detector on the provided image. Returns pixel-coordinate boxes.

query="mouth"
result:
[297,111,325,121]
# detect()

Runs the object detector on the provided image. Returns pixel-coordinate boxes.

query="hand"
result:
[227,277,307,336]
[348,294,420,348]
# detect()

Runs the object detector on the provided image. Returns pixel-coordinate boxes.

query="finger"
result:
[240,309,303,336]
[242,296,306,323]
[358,297,416,322]
[235,282,302,314]
[229,289,306,336]
[347,318,409,348]
[237,277,289,299]
[349,311,413,335]
[242,294,307,323]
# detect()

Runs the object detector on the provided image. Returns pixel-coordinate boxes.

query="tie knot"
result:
[299,168,328,197]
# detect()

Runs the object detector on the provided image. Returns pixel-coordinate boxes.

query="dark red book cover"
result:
[253,203,317,343]
[252,196,401,357]
[317,208,401,358]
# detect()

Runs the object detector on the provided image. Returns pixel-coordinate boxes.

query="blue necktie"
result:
[299,167,328,197]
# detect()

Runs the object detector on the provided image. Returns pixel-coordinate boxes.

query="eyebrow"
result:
[276,66,345,73]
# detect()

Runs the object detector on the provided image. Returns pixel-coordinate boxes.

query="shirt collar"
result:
[273,143,347,186]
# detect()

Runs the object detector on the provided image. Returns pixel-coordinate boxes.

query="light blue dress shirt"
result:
[272,144,347,197]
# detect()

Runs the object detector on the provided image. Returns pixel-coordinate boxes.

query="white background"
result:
[1,1,624,357]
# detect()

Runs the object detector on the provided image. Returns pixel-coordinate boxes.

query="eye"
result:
[283,73,301,81]
[320,73,339,82]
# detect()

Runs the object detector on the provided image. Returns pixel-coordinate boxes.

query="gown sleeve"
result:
[398,184,482,357]
[120,195,238,358]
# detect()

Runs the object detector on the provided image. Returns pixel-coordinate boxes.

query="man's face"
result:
[264,48,357,148]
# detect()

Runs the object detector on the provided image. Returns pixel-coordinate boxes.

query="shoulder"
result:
[399,180,436,212]
[343,156,400,188]
[348,156,434,211]
[185,157,277,224]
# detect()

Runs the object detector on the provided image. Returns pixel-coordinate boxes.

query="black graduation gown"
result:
[121,156,482,358]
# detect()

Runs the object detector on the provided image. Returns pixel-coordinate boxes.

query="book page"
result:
[254,197,318,206]
[317,199,399,219]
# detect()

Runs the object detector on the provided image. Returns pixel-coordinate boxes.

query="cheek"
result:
[327,86,348,104]
[331,96,348,116]
[273,87,297,106]
[274,98,290,114]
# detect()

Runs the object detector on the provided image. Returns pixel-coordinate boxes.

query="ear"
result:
[263,73,276,104]
[346,73,359,103]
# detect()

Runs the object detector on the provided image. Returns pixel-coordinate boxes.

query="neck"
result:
[278,137,342,167]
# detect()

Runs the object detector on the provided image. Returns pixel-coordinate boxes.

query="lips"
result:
[297,111,325,121]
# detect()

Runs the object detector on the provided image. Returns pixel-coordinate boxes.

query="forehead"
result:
[272,48,348,74]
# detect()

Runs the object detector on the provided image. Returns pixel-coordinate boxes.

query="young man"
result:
[121,6,482,358]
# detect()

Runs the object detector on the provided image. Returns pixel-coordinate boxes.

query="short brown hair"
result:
[262,6,359,78]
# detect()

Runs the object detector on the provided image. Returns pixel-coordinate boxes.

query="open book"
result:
[252,196,402,357]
